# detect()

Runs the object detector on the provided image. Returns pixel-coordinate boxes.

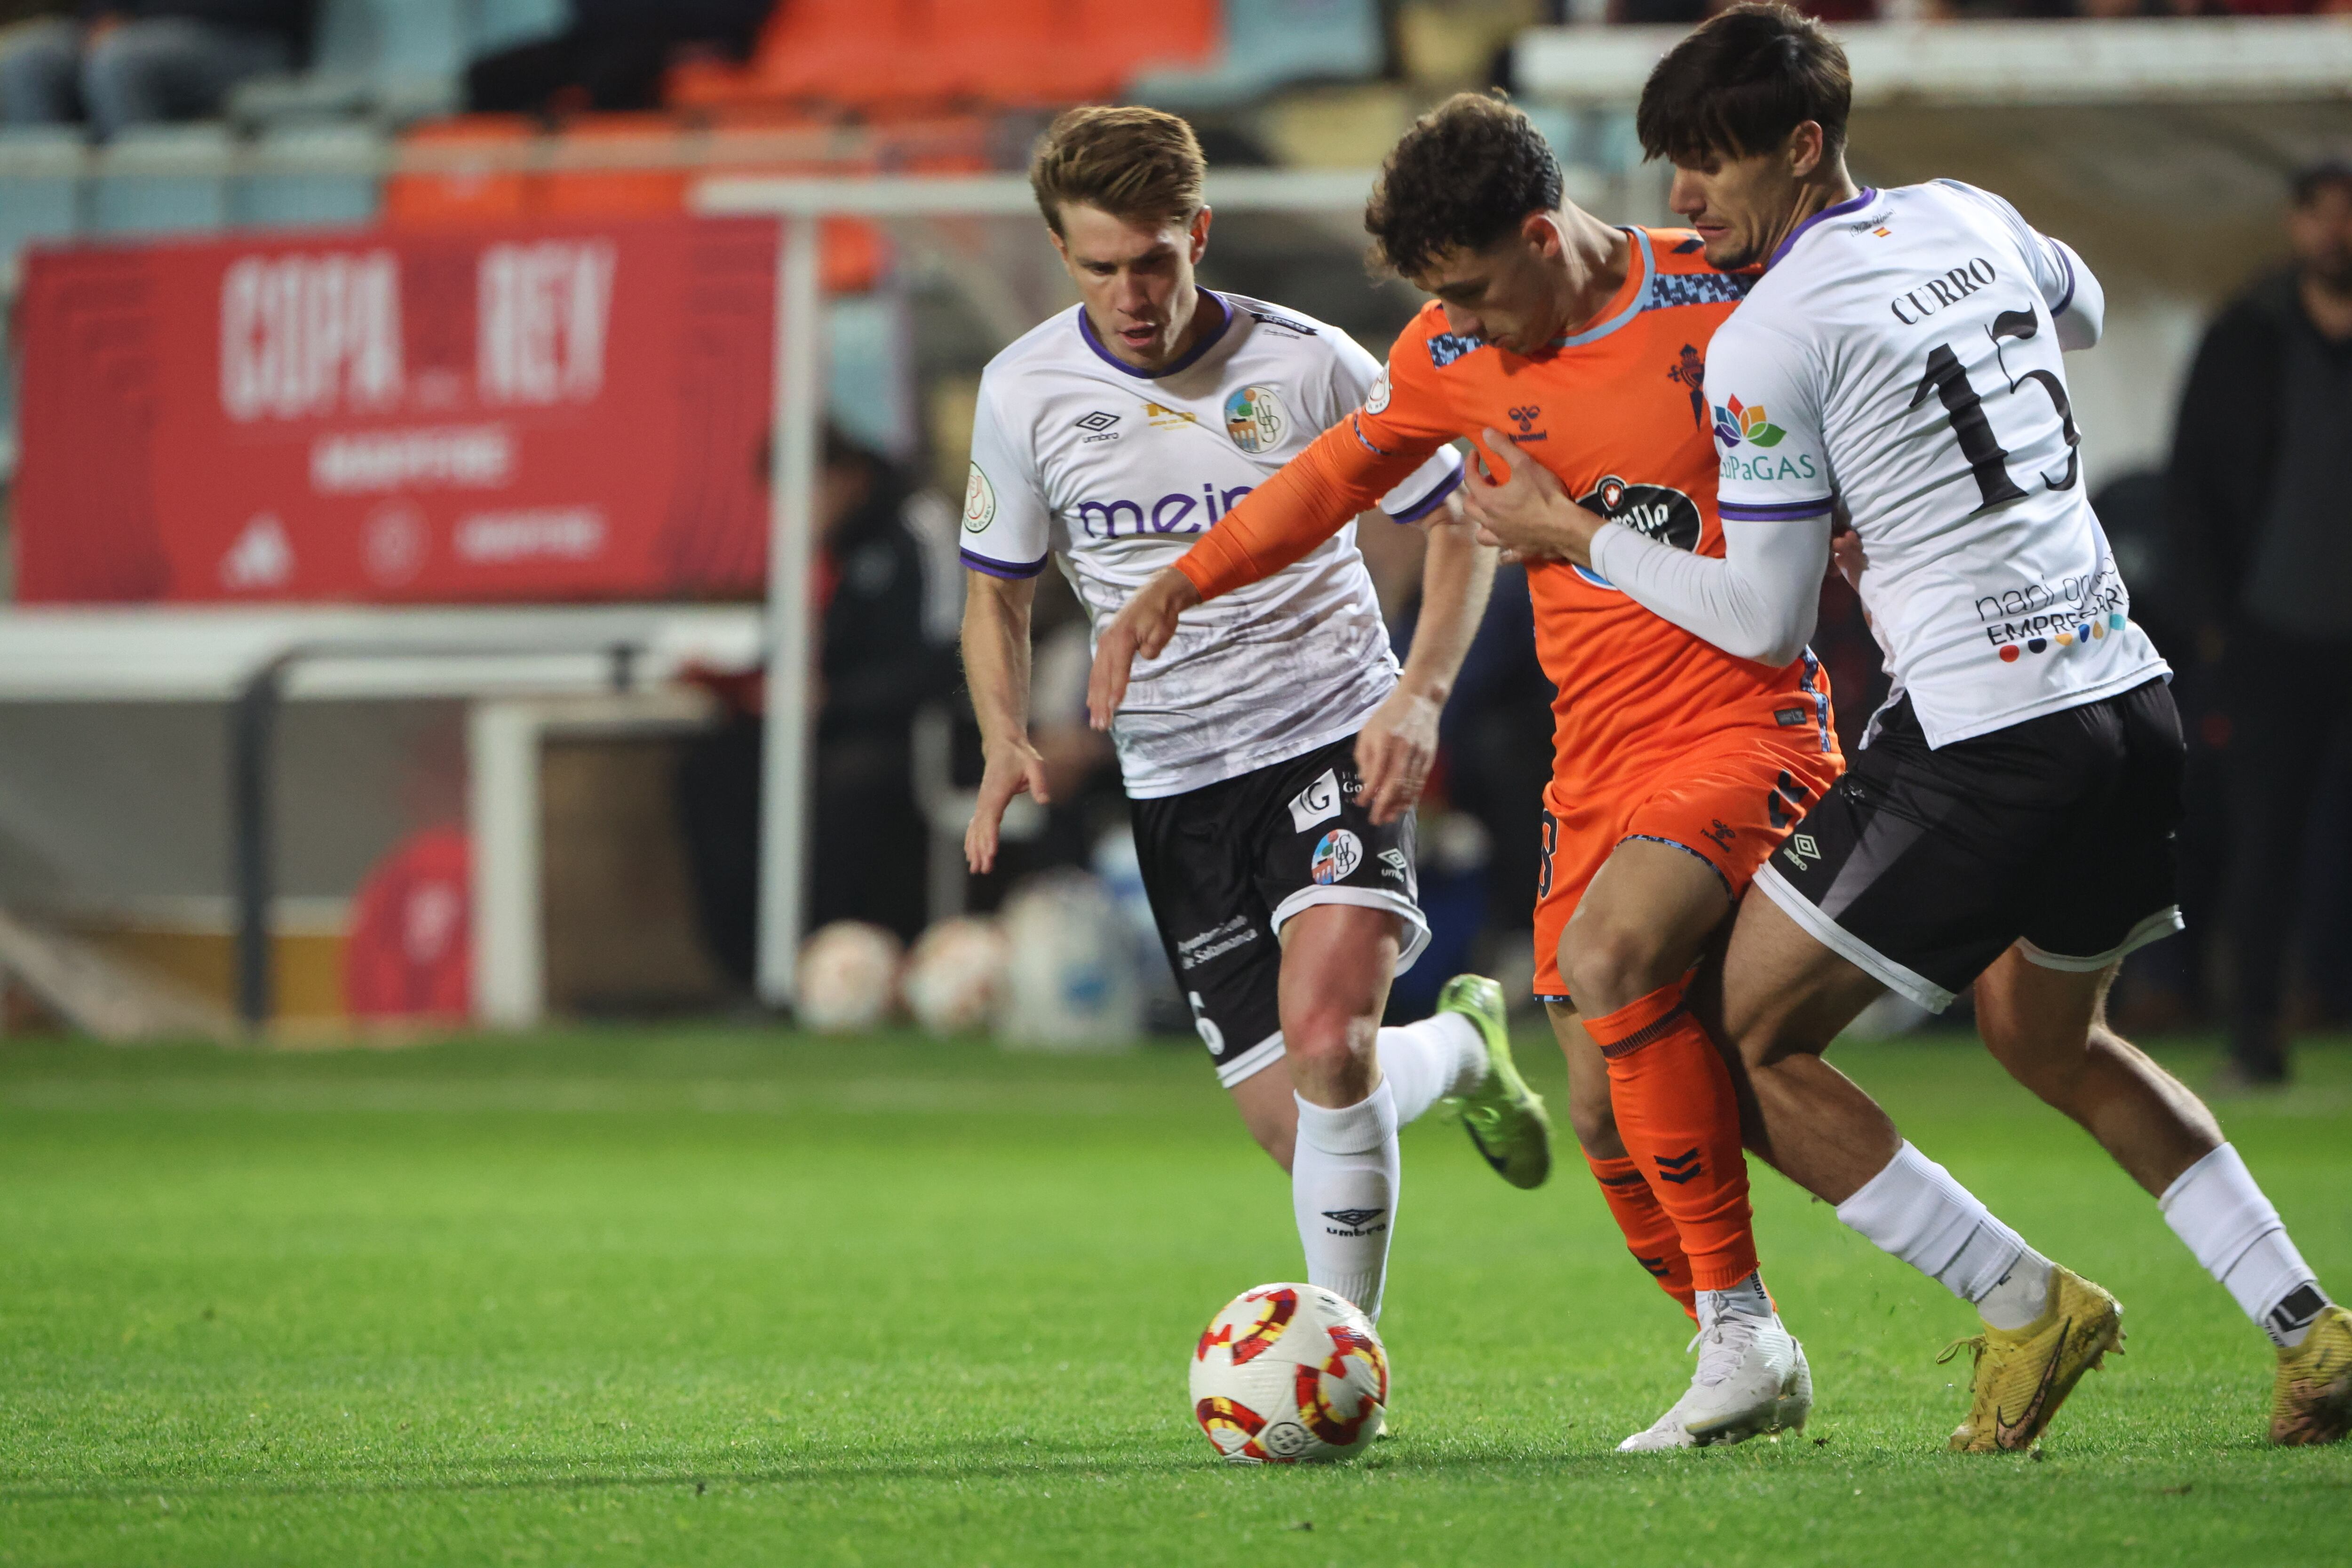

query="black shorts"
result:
[1754,678,2184,1011]
[1130,735,1430,1087]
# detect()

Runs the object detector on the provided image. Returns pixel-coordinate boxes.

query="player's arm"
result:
[1356,494,1494,823]
[1462,326,1830,667]
[959,379,1055,874]
[1085,407,1447,728]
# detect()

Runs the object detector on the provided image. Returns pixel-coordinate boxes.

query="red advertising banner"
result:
[14,215,778,604]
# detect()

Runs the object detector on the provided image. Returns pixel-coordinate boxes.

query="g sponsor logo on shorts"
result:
[963,463,996,533]
[1288,768,1343,833]
[1311,828,1363,886]
[1224,385,1286,454]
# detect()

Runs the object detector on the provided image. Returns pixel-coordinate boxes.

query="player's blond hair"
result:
[1029,106,1207,237]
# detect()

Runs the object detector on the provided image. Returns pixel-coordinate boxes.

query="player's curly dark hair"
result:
[1363,92,1564,281]
[1636,1,1851,166]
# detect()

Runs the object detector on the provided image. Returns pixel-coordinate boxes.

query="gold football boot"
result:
[1938,1266,2123,1452]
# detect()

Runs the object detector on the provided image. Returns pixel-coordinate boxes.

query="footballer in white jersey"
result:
[1494,1,2345,1452]
[961,106,1554,1330]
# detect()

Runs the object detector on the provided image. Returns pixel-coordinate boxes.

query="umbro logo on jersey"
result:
[1073,410,1122,442]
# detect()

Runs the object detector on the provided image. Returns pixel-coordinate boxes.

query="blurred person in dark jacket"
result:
[676,429,962,986]
[2168,158,2352,1084]
[0,0,304,136]
[467,0,771,116]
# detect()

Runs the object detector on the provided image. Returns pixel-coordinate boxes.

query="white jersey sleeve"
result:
[1709,316,1835,527]
[960,370,1052,579]
[1934,180,2102,349]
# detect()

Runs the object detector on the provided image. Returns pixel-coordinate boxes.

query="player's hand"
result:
[1462,428,1603,567]
[1830,526,1867,590]
[1087,568,1200,730]
[965,735,1050,875]
[1355,683,1442,825]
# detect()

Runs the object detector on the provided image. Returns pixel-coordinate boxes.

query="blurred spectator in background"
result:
[468,0,771,117]
[0,0,304,137]
[2168,157,2352,1085]
[675,429,961,987]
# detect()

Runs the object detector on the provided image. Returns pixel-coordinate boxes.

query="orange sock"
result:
[1582,981,1759,1293]
[1585,1151,1697,1321]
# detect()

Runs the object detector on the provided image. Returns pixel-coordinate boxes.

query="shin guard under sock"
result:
[1583,982,1759,1292]
[1586,1150,1697,1321]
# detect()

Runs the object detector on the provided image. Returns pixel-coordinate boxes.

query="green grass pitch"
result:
[2,1025,2347,1566]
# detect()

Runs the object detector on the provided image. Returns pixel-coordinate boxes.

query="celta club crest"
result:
[1667,343,1706,430]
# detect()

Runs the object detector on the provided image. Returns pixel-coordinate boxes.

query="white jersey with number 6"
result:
[1708,180,2167,748]
[961,290,1462,798]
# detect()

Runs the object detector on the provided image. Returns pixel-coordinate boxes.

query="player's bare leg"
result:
[1227,1068,1297,1171]
[1702,891,2116,1450]
[1973,951,2347,1443]
[1971,953,2218,1196]
[1270,903,1406,1322]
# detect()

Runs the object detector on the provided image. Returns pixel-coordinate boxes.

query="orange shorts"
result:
[1533,726,1845,1003]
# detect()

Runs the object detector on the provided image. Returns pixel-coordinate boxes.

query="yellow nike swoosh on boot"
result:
[1937,1265,2122,1453]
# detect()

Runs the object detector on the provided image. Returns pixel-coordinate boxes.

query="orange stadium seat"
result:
[541,114,694,218]
[667,0,1219,116]
[383,116,536,227]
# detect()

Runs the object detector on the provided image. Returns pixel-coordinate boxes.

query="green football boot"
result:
[1437,974,1553,1190]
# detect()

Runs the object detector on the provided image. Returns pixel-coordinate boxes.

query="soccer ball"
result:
[795,921,903,1032]
[1188,1283,1388,1463]
[900,916,1004,1035]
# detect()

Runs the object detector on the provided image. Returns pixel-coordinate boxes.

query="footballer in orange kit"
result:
[1089,93,1841,1449]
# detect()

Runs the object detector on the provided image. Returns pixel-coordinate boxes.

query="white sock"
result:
[1835,1141,2054,1331]
[1293,1082,1401,1322]
[1375,1012,1487,1126]
[2161,1143,2329,1348]
[1696,1270,1774,1334]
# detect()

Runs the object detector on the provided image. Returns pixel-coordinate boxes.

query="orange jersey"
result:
[1176,227,1836,788]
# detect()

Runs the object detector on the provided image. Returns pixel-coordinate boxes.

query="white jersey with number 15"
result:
[1708,179,2167,749]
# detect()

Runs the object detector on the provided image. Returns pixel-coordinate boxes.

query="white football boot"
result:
[1618,1313,1812,1451]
